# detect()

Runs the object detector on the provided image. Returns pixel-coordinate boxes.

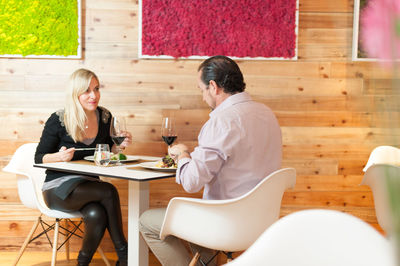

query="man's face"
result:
[197,70,216,109]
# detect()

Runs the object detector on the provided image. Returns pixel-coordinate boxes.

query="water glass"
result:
[94,144,111,166]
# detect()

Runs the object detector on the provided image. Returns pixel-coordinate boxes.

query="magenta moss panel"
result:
[141,0,297,58]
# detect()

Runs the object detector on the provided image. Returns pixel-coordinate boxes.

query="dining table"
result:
[34,155,176,266]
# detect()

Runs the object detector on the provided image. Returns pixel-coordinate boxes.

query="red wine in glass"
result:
[110,116,126,165]
[161,117,177,149]
[111,136,126,146]
[162,136,177,146]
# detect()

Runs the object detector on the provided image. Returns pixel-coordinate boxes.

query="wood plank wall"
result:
[0,0,397,261]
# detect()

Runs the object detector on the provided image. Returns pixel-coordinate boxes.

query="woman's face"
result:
[79,77,100,112]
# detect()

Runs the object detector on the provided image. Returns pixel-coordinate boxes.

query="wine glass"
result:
[110,116,126,165]
[94,144,111,166]
[161,117,177,150]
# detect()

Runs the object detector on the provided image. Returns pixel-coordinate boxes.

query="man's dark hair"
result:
[198,55,246,94]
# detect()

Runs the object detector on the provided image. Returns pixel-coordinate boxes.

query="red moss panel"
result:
[141,0,298,59]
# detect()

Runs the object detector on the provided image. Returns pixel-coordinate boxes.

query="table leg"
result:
[128,181,149,266]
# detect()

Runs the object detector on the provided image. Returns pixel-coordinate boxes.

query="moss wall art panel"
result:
[139,0,298,60]
[0,0,81,58]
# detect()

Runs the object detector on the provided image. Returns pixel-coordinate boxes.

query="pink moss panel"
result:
[142,0,297,58]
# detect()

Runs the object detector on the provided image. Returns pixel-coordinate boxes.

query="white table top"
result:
[34,156,175,181]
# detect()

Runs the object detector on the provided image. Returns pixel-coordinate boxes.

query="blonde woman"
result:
[35,69,131,266]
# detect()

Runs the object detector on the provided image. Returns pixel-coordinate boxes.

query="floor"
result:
[0,251,163,265]
[0,251,117,265]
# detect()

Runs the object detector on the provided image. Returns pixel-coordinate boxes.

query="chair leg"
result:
[51,219,60,266]
[64,220,70,261]
[97,247,111,266]
[226,252,233,263]
[12,216,41,266]
[189,252,200,266]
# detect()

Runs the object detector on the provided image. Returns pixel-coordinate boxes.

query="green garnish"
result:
[111,153,127,161]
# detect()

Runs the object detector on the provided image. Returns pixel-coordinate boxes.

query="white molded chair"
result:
[225,209,396,266]
[159,168,296,264]
[3,143,110,266]
[363,145,400,172]
[362,163,400,233]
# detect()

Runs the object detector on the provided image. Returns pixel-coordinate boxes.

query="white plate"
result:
[139,161,177,172]
[84,155,140,163]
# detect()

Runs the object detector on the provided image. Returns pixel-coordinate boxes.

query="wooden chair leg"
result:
[51,219,60,266]
[12,216,41,266]
[97,247,111,266]
[64,220,70,261]
[189,252,200,266]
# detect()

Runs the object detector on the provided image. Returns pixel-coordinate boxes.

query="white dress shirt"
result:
[176,92,282,200]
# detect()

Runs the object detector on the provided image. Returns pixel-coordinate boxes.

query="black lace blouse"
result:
[35,106,114,183]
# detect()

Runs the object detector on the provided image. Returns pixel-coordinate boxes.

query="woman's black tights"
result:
[43,180,127,265]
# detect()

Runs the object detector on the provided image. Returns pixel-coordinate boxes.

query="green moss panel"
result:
[0,0,79,56]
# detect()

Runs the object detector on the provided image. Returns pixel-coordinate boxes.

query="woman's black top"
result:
[35,106,114,183]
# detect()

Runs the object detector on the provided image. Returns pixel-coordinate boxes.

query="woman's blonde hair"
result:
[64,68,99,142]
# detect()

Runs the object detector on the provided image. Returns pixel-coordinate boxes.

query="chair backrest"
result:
[3,143,83,220]
[2,143,46,210]
[362,163,400,233]
[363,145,400,172]
[160,168,296,252]
[225,209,396,266]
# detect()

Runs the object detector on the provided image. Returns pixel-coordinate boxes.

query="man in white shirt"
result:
[139,55,282,266]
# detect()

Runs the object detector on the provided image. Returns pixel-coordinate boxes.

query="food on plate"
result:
[155,155,177,168]
[110,153,127,161]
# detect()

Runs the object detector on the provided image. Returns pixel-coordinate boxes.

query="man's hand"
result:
[168,144,190,162]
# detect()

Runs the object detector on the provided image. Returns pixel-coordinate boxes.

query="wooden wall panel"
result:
[299,0,354,13]
[0,0,395,263]
[300,13,353,29]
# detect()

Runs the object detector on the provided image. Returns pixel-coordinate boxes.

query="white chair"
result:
[159,168,296,265]
[361,145,400,234]
[225,209,396,266]
[362,163,400,233]
[3,143,110,266]
[363,145,400,172]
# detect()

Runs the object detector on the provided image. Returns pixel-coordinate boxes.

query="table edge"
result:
[33,163,175,181]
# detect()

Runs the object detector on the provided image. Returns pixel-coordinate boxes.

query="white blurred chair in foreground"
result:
[3,143,110,266]
[159,168,296,265]
[225,209,396,266]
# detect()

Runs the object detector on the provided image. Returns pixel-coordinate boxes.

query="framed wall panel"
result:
[352,0,376,61]
[139,0,298,60]
[0,0,82,59]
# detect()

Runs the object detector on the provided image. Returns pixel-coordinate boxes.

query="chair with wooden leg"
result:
[3,143,110,266]
[160,168,296,265]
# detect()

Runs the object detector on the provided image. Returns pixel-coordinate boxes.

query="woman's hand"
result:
[42,146,75,163]
[119,131,132,151]
[58,146,75,162]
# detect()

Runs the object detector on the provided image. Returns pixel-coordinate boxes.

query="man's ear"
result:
[209,80,221,95]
